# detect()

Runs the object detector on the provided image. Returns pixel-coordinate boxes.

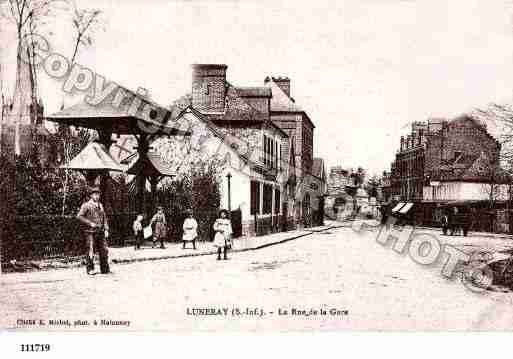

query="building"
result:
[390,115,502,202]
[388,114,509,229]
[381,170,392,203]
[325,166,353,219]
[117,64,325,236]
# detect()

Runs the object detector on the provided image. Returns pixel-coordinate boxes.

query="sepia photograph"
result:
[1,0,513,347]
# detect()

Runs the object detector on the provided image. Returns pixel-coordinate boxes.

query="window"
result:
[250,181,260,215]
[274,189,281,214]
[263,184,273,214]
[263,134,278,169]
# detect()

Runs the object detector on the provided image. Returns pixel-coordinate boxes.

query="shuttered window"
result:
[250,181,260,215]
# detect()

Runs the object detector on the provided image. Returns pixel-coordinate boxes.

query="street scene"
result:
[2,222,513,331]
[1,0,513,334]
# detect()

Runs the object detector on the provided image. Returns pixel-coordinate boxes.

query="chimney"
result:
[191,64,227,114]
[266,76,291,97]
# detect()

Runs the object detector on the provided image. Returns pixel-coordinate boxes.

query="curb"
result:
[111,225,344,265]
[1,224,347,272]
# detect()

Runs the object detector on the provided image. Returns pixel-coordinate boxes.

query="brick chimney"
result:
[192,64,227,114]
[265,76,291,97]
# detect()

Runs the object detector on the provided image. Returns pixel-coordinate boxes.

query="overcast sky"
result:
[2,0,513,175]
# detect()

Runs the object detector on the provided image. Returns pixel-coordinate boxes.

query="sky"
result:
[1,0,513,176]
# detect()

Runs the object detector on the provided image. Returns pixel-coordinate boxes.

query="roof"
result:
[47,83,190,136]
[436,151,510,183]
[312,158,325,180]
[263,78,303,112]
[126,151,175,177]
[264,78,315,128]
[168,84,288,138]
[236,87,272,98]
[61,141,123,172]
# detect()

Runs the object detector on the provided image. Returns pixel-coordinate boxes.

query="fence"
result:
[2,209,229,264]
[4,215,84,263]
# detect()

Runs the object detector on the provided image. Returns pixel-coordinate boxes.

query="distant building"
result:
[389,115,503,203]
[381,171,392,203]
[387,114,510,231]
[325,166,353,219]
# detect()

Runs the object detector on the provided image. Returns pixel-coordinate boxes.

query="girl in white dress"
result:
[182,211,198,250]
[213,209,232,260]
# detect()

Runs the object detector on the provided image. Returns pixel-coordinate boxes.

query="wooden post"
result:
[135,134,150,217]
[150,176,159,215]
[97,130,114,208]
[226,172,232,214]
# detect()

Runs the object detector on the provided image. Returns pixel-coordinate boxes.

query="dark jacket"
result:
[77,199,109,233]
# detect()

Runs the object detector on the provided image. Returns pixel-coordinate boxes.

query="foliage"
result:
[365,174,381,198]
[15,146,87,216]
[69,0,106,63]
[157,165,221,241]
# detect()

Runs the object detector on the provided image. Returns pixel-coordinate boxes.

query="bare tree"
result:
[474,104,513,231]
[59,1,105,215]
[69,0,105,64]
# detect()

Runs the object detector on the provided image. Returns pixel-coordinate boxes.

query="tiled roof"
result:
[264,78,302,112]
[205,83,266,122]
[236,87,272,98]
[61,141,123,171]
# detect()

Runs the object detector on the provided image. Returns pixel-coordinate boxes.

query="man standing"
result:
[77,186,111,275]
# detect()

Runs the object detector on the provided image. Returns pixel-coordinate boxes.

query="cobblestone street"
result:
[2,224,512,331]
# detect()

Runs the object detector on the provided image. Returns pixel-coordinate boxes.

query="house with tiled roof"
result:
[155,64,325,234]
[388,114,511,230]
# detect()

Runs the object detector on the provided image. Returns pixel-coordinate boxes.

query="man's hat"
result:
[88,186,101,195]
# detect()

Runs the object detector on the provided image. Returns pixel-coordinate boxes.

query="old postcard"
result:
[1,0,513,338]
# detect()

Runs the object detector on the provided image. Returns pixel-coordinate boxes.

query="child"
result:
[213,209,233,260]
[182,210,198,250]
[150,206,167,249]
[133,214,144,250]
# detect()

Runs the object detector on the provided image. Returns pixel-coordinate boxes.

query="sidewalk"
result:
[4,220,345,273]
[111,220,342,264]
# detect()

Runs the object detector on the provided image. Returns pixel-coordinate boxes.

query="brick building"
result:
[388,114,509,228]
[390,116,502,202]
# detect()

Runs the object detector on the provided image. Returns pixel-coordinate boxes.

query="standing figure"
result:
[213,209,233,260]
[77,186,111,275]
[133,214,144,250]
[150,206,167,249]
[182,211,198,250]
[441,212,449,235]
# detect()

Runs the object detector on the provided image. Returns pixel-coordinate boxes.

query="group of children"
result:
[132,208,233,260]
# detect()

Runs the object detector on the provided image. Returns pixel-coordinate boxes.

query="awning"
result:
[399,202,414,214]
[391,202,405,213]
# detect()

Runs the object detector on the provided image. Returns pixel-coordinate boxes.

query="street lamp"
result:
[226,172,232,215]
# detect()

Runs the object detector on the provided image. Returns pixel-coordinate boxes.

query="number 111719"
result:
[20,344,51,352]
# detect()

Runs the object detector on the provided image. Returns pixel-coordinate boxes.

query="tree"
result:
[69,0,105,64]
[57,1,105,214]
[365,174,381,198]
